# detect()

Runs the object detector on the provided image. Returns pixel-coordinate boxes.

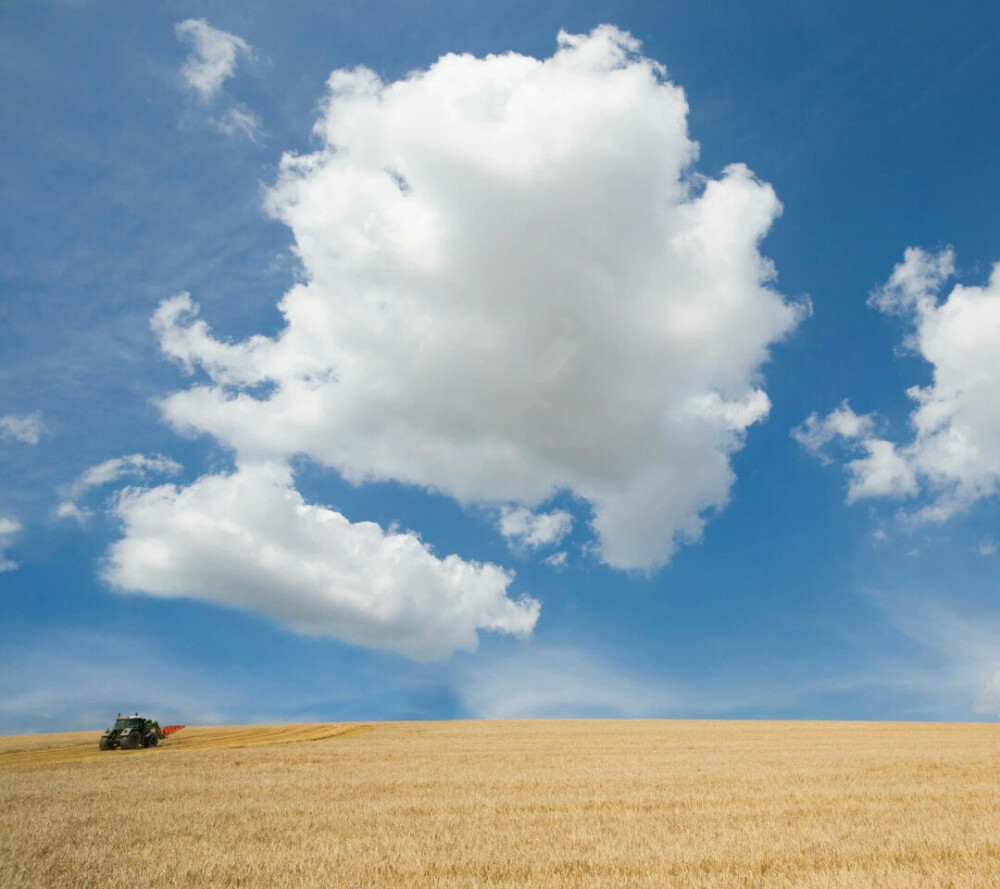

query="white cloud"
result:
[56,454,181,524]
[845,438,920,502]
[175,19,253,100]
[216,104,261,141]
[792,400,875,457]
[499,506,573,550]
[104,462,539,661]
[154,26,803,571]
[58,454,181,523]
[0,517,20,535]
[978,541,997,556]
[0,516,22,572]
[798,248,1000,519]
[544,551,568,567]
[69,453,181,497]
[793,402,915,500]
[868,246,956,317]
[0,411,45,444]
[55,500,92,524]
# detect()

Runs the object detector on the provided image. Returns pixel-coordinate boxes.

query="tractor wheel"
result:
[121,730,140,750]
[145,734,158,748]
[98,736,110,751]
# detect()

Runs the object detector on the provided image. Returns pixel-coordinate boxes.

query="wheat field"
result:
[2,720,998,888]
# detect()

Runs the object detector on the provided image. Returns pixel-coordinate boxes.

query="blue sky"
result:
[2,0,999,732]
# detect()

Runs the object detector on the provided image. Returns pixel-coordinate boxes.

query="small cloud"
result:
[56,501,93,525]
[499,506,573,550]
[57,453,181,522]
[175,19,253,100]
[867,246,955,316]
[793,401,918,503]
[872,528,888,543]
[70,453,181,499]
[978,541,997,556]
[0,412,45,445]
[0,518,20,535]
[792,400,875,458]
[545,551,568,568]
[0,516,22,572]
[906,548,921,558]
[216,104,262,142]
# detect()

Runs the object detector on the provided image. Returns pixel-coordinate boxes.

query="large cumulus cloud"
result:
[153,26,802,572]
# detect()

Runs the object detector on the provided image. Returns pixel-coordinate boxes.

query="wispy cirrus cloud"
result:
[215,104,262,142]
[0,631,235,734]
[175,19,261,141]
[175,19,253,100]
[57,453,181,523]
[451,640,907,721]
[457,645,683,718]
[872,593,1000,719]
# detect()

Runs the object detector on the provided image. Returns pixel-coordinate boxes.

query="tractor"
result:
[98,713,184,750]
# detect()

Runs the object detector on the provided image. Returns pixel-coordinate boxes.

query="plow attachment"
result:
[161,725,186,737]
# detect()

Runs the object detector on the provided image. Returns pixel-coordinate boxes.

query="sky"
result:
[1,0,999,732]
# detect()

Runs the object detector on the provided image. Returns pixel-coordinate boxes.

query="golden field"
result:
[2,720,999,888]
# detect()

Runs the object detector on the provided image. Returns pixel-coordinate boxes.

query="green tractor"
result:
[98,713,168,751]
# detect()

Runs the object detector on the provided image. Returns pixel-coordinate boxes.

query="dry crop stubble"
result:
[2,720,999,888]
[0,722,367,768]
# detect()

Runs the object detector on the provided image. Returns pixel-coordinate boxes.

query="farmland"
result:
[2,720,999,887]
